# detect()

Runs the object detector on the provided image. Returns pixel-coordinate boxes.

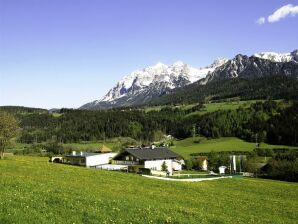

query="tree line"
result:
[150,75,298,106]
[1,100,296,147]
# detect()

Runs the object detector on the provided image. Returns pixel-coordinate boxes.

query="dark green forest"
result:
[150,75,298,106]
[1,100,297,147]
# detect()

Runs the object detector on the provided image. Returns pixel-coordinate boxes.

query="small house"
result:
[62,151,117,168]
[219,166,227,175]
[112,146,183,175]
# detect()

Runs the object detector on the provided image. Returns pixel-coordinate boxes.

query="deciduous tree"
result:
[0,112,19,159]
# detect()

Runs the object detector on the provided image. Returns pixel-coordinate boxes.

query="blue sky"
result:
[1,0,298,109]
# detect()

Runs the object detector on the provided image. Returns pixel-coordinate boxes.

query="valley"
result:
[2,2,298,223]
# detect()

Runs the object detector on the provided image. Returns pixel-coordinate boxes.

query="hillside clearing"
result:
[171,137,296,158]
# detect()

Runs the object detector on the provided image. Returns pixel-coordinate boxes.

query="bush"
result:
[185,160,193,170]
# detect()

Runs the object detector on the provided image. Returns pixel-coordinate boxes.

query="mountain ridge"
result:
[81,49,298,110]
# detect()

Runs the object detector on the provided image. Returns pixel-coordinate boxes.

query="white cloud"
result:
[268,4,298,23]
[256,4,298,25]
[256,17,265,25]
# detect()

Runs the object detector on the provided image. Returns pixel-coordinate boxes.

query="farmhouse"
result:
[62,151,117,168]
[112,146,183,175]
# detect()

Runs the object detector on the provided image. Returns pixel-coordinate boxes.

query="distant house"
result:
[62,151,117,168]
[219,166,227,175]
[193,156,208,171]
[95,144,112,153]
[112,147,183,175]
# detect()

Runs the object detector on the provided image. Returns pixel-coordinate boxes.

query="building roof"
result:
[96,144,112,153]
[114,147,181,161]
[64,152,113,158]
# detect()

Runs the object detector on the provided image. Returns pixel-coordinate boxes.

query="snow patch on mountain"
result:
[253,49,298,62]
[99,59,228,103]
[81,49,298,110]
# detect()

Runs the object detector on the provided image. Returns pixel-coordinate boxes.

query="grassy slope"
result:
[185,100,258,116]
[0,156,297,224]
[171,137,296,158]
[144,100,259,114]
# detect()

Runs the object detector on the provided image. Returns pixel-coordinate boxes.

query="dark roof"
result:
[114,147,181,160]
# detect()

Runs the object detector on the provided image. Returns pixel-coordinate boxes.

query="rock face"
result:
[81,49,298,110]
[201,53,298,84]
[253,49,298,63]
[80,59,227,109]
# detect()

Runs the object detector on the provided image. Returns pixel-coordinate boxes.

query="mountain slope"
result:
[150,75,298,106]
[253,49,298,62]
[80,59,227,109]
[81,49,298,110]
[200,53,298,84]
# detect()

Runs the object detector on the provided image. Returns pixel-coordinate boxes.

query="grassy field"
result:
[171,137,296,158]
[185,100,259,116]
[0,156,297,224]
[145,100,260,114]
[145,100,290,117]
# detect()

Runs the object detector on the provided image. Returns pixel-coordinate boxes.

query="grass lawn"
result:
[0,156,297,224]
[175,170,208,175]
[171,137,297,158]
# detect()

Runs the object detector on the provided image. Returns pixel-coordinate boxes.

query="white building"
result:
[113,147,183,175]
[219,166,227,175]
[62,151,117,168]
[144,159,184,175]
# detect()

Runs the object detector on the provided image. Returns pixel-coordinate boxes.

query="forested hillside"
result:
[2,100,297,147]
[151,75,298,105]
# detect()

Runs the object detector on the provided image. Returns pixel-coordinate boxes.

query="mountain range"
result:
[81,49,298,109]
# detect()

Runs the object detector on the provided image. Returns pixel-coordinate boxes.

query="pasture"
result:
[0,156,297,223]
[171,137,296,158]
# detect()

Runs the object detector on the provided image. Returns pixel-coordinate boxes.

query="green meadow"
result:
[171,137,296,158]
[0,156,297,224]
[145,100,259,114]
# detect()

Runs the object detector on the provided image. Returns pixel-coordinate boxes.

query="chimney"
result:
[72,151,76,156]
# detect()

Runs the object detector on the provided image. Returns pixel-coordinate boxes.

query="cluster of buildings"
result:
[52,145,185,176]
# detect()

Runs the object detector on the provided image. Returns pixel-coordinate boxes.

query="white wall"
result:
[86,153,117,167]
[202,160,208,171]
[144,160,174,175]
[172,160,183,171]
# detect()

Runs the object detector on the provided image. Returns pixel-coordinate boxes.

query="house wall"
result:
[219,166,226,174]
[144,160,173,175]
[86,153,117,167]
[172,160,183,171]
[202,160,208,171]
[63,157,86,166]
